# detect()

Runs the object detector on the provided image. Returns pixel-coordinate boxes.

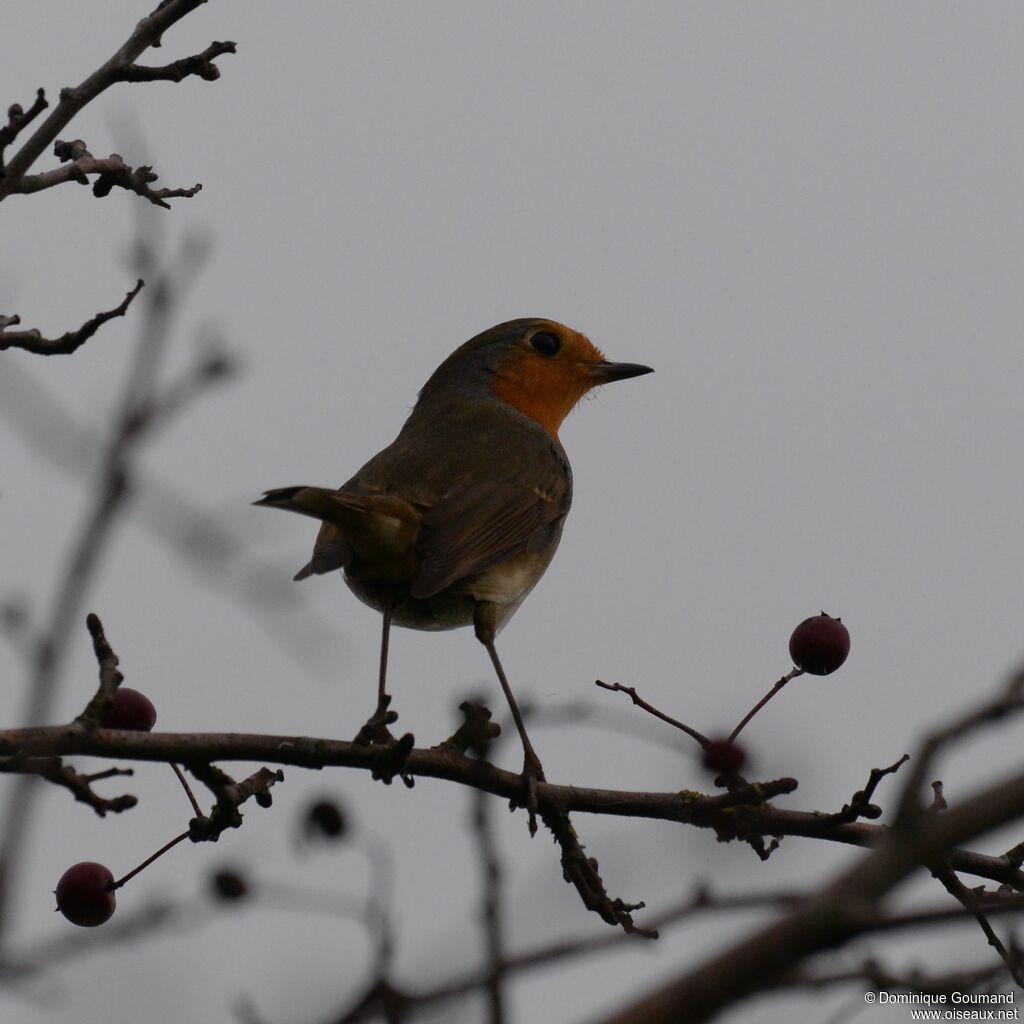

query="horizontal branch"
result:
[2,724,1022,892]
[602,766,1024,1024]
[0,755,136,816]
[116,40,235,83]
[8,142,201,208]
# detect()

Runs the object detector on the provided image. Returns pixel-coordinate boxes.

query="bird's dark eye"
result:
[530,331,561,357]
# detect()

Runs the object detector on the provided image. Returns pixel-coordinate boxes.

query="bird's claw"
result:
[369,730,415,788]
[354,693,399,746]
[519,752,545,836]
[352,695,414,787]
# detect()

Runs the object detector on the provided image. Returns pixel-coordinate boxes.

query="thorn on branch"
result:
[0,279,144,356]
[77,613,125,729]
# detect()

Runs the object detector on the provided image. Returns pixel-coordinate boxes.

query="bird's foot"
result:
[519,750,546,837]
[353,694,415,788]
[369,730,415,788]
[353,693,399,746]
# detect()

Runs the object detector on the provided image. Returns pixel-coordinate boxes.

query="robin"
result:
[256,318,652,830]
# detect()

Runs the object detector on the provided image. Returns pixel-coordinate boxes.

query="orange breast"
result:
[492,351,592,437]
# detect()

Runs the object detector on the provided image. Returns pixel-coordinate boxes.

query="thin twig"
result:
[112,831,190,889]
[170,763,202,816]
[0,280,143,355]
[0,755,136,816]
[729,668,803,743]
[595,680,708,746]
[817,754,911,828]
[932,864,1024,986]
[0,88,49,166]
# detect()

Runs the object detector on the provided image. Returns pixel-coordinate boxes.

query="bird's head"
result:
[419,318,653,437]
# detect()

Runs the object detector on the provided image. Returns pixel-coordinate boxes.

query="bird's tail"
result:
[254,486,349,523]
[255,486,421,582]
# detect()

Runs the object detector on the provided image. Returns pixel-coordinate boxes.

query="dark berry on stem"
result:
[702,738,746,775]
[55,862,116,927]
[101,687,157,731]
[789,613,850,675]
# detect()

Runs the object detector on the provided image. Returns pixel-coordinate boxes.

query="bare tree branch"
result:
[3,719,1024,899]
[8,143,201,208]
[116,40,236,83]
[0,229,231,944]
[0,755,136,816]
[0,88,48,168]
[0,280,143,355]
[0,0,234,198]
[598,680,1024,1024]
[932,864,1024,986]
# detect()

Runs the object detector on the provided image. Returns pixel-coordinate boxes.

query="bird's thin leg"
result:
[474,601,545,835]
[355,603,397,746]
[378,602,392,706]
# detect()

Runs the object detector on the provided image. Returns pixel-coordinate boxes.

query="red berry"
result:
[702,738,746,775]
[55,862,116,927]
[101,688,157,731]
[789,613,850,675]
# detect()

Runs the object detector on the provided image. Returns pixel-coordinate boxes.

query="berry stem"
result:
[112,830,189,890]
[728,668,804,744]
[170,762,202,815]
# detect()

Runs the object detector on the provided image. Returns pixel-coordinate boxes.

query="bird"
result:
[255,318,652,830]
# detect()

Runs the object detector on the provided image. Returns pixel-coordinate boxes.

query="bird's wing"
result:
[292,491,419,580]
[410,477,566,599]
[294,523,353,580]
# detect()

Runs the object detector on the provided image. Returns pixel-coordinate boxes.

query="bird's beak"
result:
[586,359,654,384]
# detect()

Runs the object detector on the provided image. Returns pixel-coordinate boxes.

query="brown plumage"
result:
[256,317,652,830]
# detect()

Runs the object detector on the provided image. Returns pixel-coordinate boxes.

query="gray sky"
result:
[3,3,1024,1022]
